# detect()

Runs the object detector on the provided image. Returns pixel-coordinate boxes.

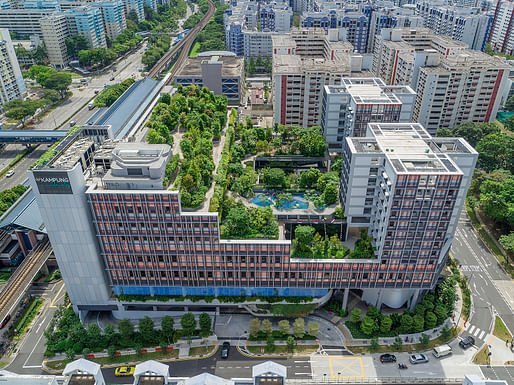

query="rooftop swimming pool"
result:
[250,193,310,210]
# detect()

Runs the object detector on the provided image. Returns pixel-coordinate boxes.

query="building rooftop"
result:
[175,55,243,77]
[325,78,411,104]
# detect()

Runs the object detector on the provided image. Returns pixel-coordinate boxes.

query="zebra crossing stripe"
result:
[468,325,475,334]
[478,330,486,340]
[473,328,480,337]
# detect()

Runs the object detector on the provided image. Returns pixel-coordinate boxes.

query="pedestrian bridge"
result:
[0,129,68,144]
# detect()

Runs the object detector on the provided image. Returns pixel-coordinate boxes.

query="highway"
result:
[147,0,215,79]
[0,239,53,328]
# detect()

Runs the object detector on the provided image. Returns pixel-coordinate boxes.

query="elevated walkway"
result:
[0,130,68,144]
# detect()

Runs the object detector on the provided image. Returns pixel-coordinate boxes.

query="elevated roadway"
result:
[0,130,68,144]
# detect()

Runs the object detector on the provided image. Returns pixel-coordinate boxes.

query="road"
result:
[0,42,147,191]
[452,213,514,340]
[4,281,66,374]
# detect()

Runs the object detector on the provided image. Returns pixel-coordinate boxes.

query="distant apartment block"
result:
[0,9,54,37]
[320,78,416,150]
[242,30,276,58]
[272,28,373,128]
[40,13,70,67]
[488,0,514,55]
[372,28,468,86]
[66,6,107,49]
[0,28,26,108]
[416,2,491,51]
[413,50,511,134]
[174,52,244,103]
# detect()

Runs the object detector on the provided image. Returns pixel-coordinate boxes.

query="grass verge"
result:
[247,344,318,354]
[189,345,213,356]
[0,272,10,282]
[190,42,201,57]
[349,328,460,354]
[46,349,179,370]
[493,316,512,343]
[14,298,44,338]
[474,345,489,365]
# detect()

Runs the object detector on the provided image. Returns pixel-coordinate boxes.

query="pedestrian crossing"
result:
[463,323,488,342]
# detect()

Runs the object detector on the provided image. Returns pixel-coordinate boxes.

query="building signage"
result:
[34,171,73,194]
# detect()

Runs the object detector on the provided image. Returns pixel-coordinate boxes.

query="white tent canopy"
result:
[134,360,169,384]
[184,373,234,385]
[252,361,287,380]
[63,358,105,385]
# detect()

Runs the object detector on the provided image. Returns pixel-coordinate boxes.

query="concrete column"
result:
[409,289,420,311]
[376,290,383,310]
[216,306,220,316]
[342,288,349,310]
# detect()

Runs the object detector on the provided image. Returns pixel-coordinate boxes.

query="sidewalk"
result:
[482,335,514,365]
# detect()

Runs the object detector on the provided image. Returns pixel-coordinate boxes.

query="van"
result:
[69,121,76,127]
[432,344,452,358]
[88,102,94,110]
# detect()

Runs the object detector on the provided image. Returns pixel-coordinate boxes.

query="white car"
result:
[6,170,14,177]
[409,353,429,364]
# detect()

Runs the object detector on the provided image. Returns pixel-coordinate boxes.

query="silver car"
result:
[409,353,429,364]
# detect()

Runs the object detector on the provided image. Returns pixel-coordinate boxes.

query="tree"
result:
[103,324,115,348]
[499,232,514,253]
[485,43,494,55]
[107,345,117,359]
[266,335,275,352]
[308,321,320,336]
[41,71,72,99]
[350,308,362,324]
[441,326,452,339]
[161,315,174,343]
[399,314,413,334]
[118,319,134,346]
[287,335,295,352]
[413,314,424,333]
[262,319,273,336]
[181,313,196,336]
[247,57,256,74]
[249,318,261,338]
[128,9,139,22]
[134,342,143,356]
[225,207,252,237]
[4,101,36,127]
[66,348,75,360]
[199,313,211,336]
[425,311,437,330]
[419,333,430,346]
[261,168,286,188]
[86,323,102,350]
[380,316,392,334]
[82,347,90,356]
[370,337,379,351]
[414,303,426,317]
[322,183,338,205]
[139,317,156,346]
[393,336,402,351]
[292,318,305,339]
[434,304,448,325]
[476,133,514,173]
[278,320,290,335]
[65,34,90,58]
[294,225,315,256]
[360,315,375,336]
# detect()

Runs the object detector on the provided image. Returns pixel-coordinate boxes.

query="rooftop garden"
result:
[146,85,228,207]
[292,226,375,259]
[219,200,278,239]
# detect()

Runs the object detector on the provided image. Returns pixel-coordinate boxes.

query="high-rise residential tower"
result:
[0,28,26,108]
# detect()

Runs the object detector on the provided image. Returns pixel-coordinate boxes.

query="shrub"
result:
[350,308,362,324]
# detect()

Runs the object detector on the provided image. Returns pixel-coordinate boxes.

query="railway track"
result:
[0,239,52,321]
[147,0,215,79]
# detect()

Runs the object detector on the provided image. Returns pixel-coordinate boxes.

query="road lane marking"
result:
[469,325,476,334]
[473,328,480,337]
[479,330,486,340]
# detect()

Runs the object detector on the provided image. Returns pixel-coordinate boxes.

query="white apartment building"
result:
[341,122,477,305]
[416,3,490,51]
[242,30,276,58]
[488,0,514,55]
[320,78,416,150]
[272,29,371,128]
[373,28,467,85]
[0,9,54,37]
[0,28,26,108]
[40,13,70,68]
[413,51,511,134]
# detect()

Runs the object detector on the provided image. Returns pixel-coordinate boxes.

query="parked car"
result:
[409,353,429,364]
[6,170,14,177]
[221,341,230,359]
[380,354,397,363]
[459,336,475,349]
[115,366,134,376]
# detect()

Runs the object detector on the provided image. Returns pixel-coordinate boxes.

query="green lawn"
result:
[190,42,201,57]
[474,345,489,365]
[493,316,512,343]
[189,345,215,356]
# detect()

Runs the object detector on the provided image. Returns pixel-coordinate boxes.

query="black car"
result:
[221,342,230,358]
[380,353,397,363]
[459,336,475,349]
